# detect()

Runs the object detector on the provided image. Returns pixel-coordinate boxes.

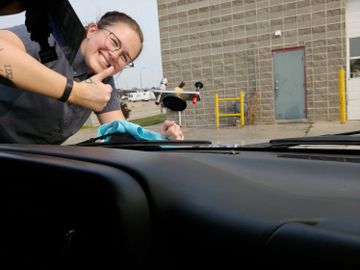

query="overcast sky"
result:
[0,0,163,89]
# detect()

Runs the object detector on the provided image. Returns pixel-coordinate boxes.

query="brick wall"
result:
[157,0,346,127]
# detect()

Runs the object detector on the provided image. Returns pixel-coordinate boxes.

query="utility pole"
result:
[139,67,146,90]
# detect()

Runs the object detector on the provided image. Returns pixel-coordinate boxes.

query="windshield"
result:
[2,3,360,267]
[1,0,360,149]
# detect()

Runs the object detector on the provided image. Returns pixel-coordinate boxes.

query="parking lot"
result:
[125,100,162,120]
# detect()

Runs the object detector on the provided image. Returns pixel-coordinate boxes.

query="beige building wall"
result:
[157,0,346,127]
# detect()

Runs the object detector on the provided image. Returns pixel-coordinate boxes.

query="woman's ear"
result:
[85,23,98,38]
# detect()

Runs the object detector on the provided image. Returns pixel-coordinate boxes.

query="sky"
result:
[0,0,163,89]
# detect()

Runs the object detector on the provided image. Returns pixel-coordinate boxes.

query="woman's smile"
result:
[98,51,110,68]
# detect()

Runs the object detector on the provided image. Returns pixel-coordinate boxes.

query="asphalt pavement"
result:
[64,120,360,146]
[176,120,360,145]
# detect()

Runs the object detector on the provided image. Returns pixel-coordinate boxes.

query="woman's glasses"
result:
[101,28,134,68]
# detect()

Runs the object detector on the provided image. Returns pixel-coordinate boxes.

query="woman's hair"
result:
[97,11,144,59]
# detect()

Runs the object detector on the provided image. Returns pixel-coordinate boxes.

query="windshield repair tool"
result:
[162,81,187,111]
[192,81,203,104]
[155,78,168,105]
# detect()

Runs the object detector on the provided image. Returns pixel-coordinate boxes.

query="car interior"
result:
[1,143,360,269]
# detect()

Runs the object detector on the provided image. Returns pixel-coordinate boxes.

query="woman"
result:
[0,11,183,143]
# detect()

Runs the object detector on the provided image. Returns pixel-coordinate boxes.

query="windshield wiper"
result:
[268,130,360,148]
[74,132,212,149]
[330,130,360,136]
[73,130,360,150]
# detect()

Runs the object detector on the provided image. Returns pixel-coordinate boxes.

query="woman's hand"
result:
[71,66,115,112]
[160,120,184,140]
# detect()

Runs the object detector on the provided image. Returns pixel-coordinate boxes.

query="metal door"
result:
[273,48,305,120]
[347,0,360,119]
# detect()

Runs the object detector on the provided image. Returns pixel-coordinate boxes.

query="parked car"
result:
[127,91,156,102]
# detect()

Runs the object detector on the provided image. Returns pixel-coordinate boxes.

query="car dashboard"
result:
[1,143,360,269]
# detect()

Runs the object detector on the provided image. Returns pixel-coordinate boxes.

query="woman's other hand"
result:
[160,120,184,140]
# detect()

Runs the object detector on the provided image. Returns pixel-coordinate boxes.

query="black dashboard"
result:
[1,144,360,269]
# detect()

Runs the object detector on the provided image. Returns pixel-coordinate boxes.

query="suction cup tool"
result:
[194,81,203,89]
[162,95,187,111]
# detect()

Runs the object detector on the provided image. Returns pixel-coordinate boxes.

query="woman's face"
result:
[83,22,142,74]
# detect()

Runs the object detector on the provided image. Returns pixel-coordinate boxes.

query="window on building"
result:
[350,37,360,78]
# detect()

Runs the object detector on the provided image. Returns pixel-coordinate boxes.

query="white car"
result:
[128,91,156,102]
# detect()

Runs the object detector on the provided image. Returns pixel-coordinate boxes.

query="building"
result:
[157,0,359,127]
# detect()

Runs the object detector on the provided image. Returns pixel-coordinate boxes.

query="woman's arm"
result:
[0,30,68,98]
[0,29,114,112]
[97,110,125,124]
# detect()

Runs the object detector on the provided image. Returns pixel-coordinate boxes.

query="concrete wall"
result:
[157,0,346,127]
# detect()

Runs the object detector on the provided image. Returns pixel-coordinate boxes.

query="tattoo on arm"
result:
[0,47,14,84]
[4,64,13,80]
[0,64,13,80]
[0,64,15,87]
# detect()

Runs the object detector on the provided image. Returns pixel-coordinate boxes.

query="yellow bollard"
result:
[240,91,245,127]
[215,94,219,128]
[338,68,346,124]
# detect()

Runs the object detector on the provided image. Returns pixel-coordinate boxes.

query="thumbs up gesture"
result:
[68,66,116,112]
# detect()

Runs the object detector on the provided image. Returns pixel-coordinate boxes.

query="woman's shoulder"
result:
[5,24,27,35]
[6,24,43,57]
[5,24,32,45]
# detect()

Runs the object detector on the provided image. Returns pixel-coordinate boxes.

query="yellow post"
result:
[338,68,346,124]
[215,94,219,128]
[240,91,245,127]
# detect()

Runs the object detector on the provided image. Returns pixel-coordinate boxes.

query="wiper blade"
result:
[74,132,211,149]
[328,130,360,136]
[76,140,212,148]
[269,134,360,148]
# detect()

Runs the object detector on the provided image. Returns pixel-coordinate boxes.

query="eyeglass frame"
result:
[100,27,135,68]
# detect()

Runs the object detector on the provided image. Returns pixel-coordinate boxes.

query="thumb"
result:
[91,66,115,82]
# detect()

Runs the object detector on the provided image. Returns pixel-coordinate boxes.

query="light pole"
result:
[139,67,146,90]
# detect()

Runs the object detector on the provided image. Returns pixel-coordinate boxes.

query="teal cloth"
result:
[97,120,167,142]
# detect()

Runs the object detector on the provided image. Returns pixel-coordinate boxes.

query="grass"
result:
[129,114,166,127]
[81,113,167,131]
